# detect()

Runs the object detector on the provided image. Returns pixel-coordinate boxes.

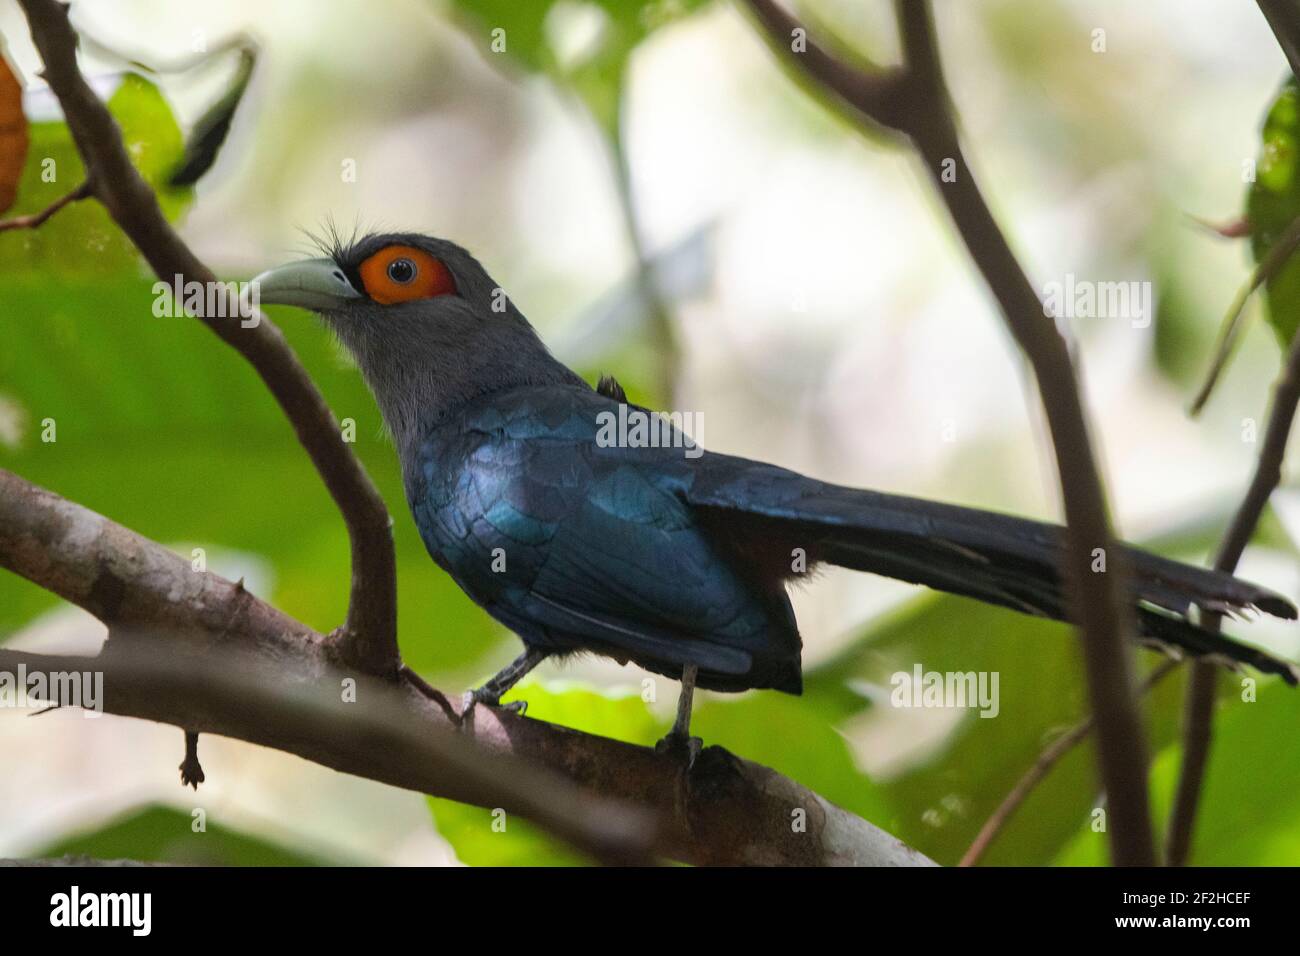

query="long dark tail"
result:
[686,456,1299,684]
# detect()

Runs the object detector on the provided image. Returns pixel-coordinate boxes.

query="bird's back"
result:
[404,384,804,693]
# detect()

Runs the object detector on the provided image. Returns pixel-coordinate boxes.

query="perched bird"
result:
[254,232,1299,747]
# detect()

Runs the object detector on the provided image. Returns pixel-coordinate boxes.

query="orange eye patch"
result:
[358,245,456,304]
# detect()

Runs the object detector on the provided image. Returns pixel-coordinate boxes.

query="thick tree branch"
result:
[15,0,397,676]
[0,643,657,866]
[740,0,1153,864]
[1166,319,1300,865]
[0,467,933,867]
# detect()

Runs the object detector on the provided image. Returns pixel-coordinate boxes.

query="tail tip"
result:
[1258,595,1300,621]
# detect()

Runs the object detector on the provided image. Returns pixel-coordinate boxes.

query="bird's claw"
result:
[655,732,703,769]
[179,756,205,790]
[461,688,527,716]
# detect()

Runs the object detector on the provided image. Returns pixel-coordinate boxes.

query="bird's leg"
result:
[463,648,548,715]
[655,664,703,764]
[671,663,698,738]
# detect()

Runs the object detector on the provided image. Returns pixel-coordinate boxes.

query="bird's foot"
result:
[179,730,204,789]
[179,754,205,790]
[655,731,703,769]
[461,687,528,717]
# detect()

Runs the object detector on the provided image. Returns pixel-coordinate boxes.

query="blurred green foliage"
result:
[1056,680,1300,865]
[448,0,708,137]
[4,75,188,274]
[1249,79,1300,346]
[36,805,337,866]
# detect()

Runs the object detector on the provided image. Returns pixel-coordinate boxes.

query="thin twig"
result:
[960,659,1180,867]
[741,0,1154,865]
[0,179,91,231]
[608,123,679,403]
[17,0,397,676]
[1166,314,1300,865]
[1189,212,1300,415]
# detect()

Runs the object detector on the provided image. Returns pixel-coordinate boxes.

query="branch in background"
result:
[16,0,397,677]
[1257,0,1300,80]
[0,179,91,231]
[960,660,1179,867]
[1162,0,1300,868]
[740,0,1154,864]
[0,467,933,867]
[1166,320,1300,865]
[607,124,680,403]
[742,0,911,133]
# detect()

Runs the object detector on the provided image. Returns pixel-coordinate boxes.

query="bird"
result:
[253,231,1299,750]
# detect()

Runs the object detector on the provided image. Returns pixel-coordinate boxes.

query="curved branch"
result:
[15,0,397,676]
[740,0,1153,864]
[0,467,932,867]
[742,0,911,132]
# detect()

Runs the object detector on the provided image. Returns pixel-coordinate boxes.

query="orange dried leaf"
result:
[0,47,30,214]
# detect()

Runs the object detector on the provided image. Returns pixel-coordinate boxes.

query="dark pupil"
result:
[387,258,416,284]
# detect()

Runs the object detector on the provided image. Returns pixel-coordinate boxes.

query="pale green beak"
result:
[252,258,362,311]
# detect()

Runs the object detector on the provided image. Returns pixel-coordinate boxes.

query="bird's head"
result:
[253,232,579,453]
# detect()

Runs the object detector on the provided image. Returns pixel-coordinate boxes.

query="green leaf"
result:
[802,591,1193,866]
[0,73,190,277]
[1056,677,1300,865]
[36,804,339,865]
[446,0,709,136]
[426,797,586,866]
[503,679,666,741]
[693,690,895,828]
[1247,78,1300,346]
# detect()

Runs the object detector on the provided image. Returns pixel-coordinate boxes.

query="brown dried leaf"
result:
[0,45,29,214]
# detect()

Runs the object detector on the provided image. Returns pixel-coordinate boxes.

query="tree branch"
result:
[960,660,1179,867]
[1166,317,1300,864]
[1256,0,1300,81]
[742,0,912,133]
[0,467,933,867]
[0,179,91,231]
[1,643,658,866]
[15,0,397,677]
[740,0,1154,864]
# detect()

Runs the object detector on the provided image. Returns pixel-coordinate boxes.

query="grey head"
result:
[254,232,585,461]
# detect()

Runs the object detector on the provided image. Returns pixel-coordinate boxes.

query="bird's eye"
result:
[387,258,416,284]
[358,244,457,304]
